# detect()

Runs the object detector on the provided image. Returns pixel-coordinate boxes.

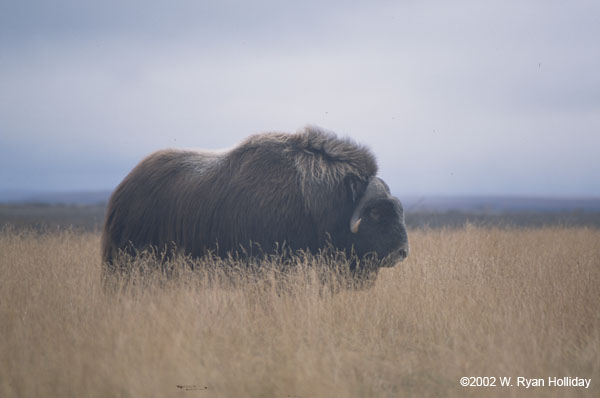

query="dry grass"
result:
[1,225,598,397]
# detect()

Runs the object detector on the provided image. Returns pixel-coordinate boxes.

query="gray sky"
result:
[1,0,599,196]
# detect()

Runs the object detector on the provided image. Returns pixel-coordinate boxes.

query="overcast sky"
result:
[1,0,599,197]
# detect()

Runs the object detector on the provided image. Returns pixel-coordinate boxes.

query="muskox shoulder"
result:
[229,126,378,218]
[235,126,378,183]
[291,126,377,175]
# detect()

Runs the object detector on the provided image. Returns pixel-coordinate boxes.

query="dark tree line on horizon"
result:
[1,203,600,232]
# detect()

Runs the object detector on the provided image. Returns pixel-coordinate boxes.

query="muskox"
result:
[101,127,408,277]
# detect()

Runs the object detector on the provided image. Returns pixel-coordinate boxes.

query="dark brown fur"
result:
[102,126,406,271]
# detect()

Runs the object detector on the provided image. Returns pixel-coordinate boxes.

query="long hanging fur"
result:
[101,126,378,266]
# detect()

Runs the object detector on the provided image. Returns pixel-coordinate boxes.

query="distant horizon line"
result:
[2,189,600,214]
[1,188,600,200]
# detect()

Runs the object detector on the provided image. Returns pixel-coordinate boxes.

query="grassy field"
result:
[1,225,599,397]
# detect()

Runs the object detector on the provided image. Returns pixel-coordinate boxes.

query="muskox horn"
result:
[349,177,390,234]
[350,217,362,234]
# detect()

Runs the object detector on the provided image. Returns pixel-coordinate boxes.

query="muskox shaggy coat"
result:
[102,127,408,271]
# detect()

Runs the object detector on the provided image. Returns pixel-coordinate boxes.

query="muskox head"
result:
[346,176,409,267]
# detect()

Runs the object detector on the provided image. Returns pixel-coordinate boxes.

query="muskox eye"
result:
[369,208,381,221]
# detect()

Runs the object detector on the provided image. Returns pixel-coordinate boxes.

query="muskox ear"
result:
[344,174,363,203]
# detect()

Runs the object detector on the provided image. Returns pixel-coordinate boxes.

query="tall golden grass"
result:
[1,225,598,397]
